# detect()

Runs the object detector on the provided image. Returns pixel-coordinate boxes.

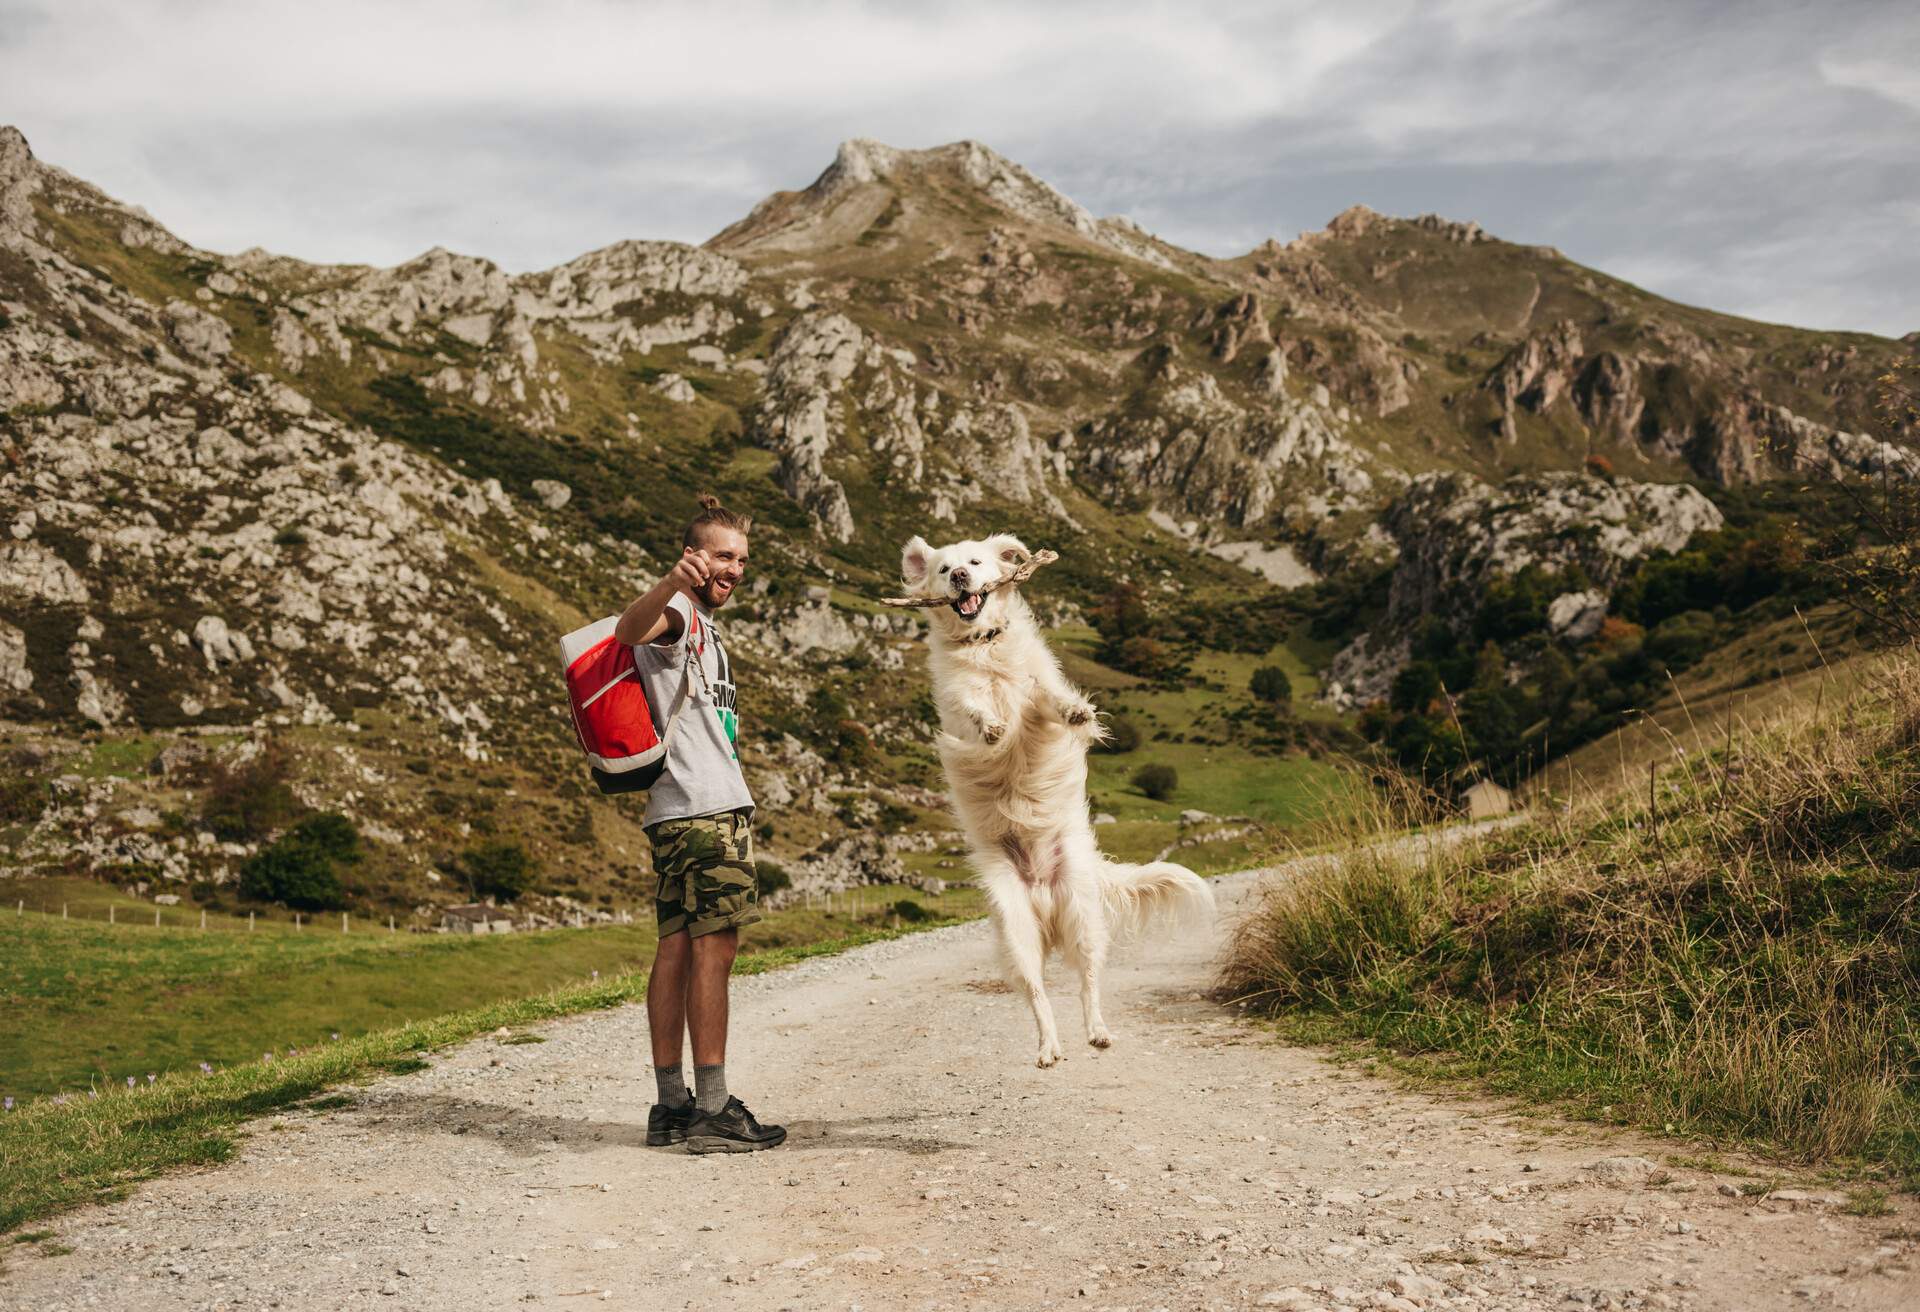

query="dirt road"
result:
[6,862,1915,1311]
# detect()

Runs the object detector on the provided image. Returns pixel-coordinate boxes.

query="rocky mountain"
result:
[1,125,1911,916]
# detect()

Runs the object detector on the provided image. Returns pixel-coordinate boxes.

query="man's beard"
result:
[698,578,736,608]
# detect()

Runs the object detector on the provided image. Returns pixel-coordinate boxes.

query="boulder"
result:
[1546,589,1610,642]
[163,299,233,362]
[0,620,31,693]
[530,479,572,510]
[192,616,256,669]
[654,373,697,404]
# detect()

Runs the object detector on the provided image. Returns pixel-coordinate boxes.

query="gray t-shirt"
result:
[636,593,754,829]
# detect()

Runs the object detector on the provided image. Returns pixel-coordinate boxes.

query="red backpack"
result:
[558,612,699,795]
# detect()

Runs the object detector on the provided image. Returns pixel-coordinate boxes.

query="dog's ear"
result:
[985,533,1029,568]
[900,535,932,587]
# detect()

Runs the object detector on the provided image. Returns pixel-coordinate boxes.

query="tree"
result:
[1389,661,1443,714]
[458,841,536,902]
[1131,764,1178,801]
[238,843,346,910]
[201,739,298,842]
[1249,666,1293,704]
[1471,640,1507,692]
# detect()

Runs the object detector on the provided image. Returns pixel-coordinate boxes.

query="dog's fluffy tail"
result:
[1097,859,1214,941]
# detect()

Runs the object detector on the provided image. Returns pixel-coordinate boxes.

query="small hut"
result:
[1462,778,1513,819]
[441,903,515,934]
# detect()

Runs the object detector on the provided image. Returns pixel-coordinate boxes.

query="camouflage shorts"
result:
[647,808,760,939]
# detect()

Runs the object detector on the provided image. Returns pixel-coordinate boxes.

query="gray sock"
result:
[694,1063,728,1114]
[654,1064,691,1109]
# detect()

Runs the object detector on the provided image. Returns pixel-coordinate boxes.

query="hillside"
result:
[1,124,1913,936]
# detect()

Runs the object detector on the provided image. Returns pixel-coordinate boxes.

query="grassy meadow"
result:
[0,880,982,1102]
[1221,647,1920,1184]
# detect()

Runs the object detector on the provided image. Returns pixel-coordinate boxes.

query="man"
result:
[614,493,785,1154]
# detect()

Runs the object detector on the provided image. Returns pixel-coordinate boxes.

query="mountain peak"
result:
[710,137,1175,268]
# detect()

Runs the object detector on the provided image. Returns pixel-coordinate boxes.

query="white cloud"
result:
[1,0,1914,334]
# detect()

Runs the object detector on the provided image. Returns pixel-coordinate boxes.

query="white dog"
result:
[900,533,1213,1067]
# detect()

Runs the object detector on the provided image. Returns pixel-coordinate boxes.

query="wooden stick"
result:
[880,549,1059,608]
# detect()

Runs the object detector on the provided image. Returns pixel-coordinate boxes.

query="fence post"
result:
[295,913,301,932]
[200,909,206,931]
[62,902,67,920]
[109,905,114,926]
[154,907,160,928]
[249,911,255,932]
[342,912,349,934]
[389,915,395,933]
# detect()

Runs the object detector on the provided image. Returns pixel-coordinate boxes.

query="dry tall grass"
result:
[1221,652,1920,1173]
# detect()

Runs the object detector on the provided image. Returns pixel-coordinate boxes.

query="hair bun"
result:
[696,493,724,512]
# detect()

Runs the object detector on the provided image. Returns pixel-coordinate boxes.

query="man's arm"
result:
[614,547,715,646]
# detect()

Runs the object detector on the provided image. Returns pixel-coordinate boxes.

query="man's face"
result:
[692,526,749,609]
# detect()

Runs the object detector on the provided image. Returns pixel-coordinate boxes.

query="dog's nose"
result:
[950,567,970,589]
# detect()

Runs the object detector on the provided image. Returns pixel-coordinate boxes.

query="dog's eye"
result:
[938,565,949,574]
[970,559,980,566]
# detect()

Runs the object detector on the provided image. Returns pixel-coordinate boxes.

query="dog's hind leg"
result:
[1060,872,1114,1049]
[987,877,1064,1068]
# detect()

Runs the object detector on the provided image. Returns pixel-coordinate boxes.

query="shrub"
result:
[457,841,536,902]
[288,812,360,863]
[1250,666,1293,704]
[1584,453,1615,480]
[1131,763,1178,801]
[1645,609,1719,671]
[1093,714,1142,754]
[200,740,298,842]
[236,811,360,910]
[1108,636,1185,681]
[238,843,345,910]
[754,860,792,898]
[893,899,931,923]
[0,773,47,823]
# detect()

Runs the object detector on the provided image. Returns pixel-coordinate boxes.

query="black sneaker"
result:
[684,1096,787,1154]
[646,1095,697,1147]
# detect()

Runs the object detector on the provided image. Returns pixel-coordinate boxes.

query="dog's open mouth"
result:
[950,592,985,622]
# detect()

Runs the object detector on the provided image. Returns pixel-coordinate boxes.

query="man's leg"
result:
[687,927,738,1063]
[647,929,692,1070]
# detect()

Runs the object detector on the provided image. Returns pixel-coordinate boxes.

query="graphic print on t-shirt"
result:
[701,620,739,759]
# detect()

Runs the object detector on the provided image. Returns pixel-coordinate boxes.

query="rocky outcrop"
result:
[0,125,40,236]
[1487,320,1584,439]
[1077,367,1372,530]
[750,310,1069,540]
[1573,351,1645,440]
[750,312,863,541]
[1379,471,1722,625]
[0,620,31,694]
[1323,472,1723,705]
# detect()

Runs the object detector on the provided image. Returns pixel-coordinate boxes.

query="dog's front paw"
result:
[1036,1039,1065,1069]
[979,719,1007,746]
[1087,1027,1114,1049]
[1060,698,1096,728]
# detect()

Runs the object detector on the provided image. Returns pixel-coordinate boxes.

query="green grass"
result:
[0,883,980,1100]
[1087,741,1352,827]
[1221,652,1920,1183]
[0,912,976,1234]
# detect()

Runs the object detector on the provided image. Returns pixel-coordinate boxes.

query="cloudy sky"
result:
[3,0,1915,335]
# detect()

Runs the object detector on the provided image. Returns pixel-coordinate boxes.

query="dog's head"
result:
[900,533,1031,638]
